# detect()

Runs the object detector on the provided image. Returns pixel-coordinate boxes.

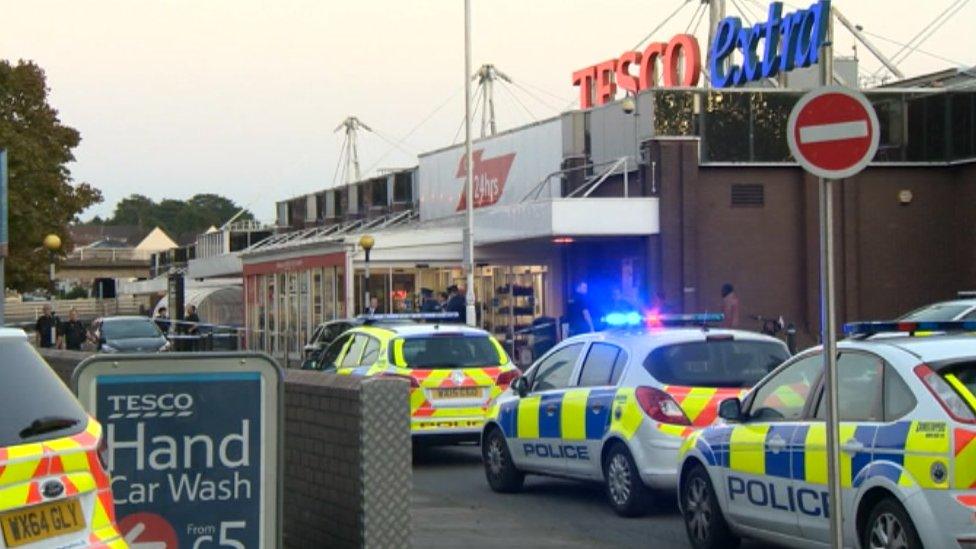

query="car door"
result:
[316,333,354,371]
[510,342,586,474]
[561,342,628,478]
[799,351,886,543]
[725,353,823,538]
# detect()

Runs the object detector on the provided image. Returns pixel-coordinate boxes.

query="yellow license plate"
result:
[0,498,86,548]
[433,387,481,399]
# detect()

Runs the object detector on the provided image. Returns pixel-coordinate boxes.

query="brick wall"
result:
[39,350,412,549]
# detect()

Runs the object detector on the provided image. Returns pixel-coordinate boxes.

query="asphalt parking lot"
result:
[411,444,778,549]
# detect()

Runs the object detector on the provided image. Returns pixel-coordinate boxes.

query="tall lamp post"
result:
[43,233,61,298]
[359,235,374,314]
[463,0,476,327]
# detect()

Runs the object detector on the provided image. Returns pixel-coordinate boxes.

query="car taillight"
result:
[915,364,976,424]
[378,372,421,388]
[635,386,691,425]
[495,369,520,388]
[97,435,110,470]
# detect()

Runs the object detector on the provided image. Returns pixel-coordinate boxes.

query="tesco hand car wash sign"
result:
[571,0,830,107]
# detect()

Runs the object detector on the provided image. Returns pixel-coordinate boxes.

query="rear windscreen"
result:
[391,336,503,369]
[941,361,976,411]
[0,339,88,447]
[900,304,971,321]
[643,340,790,388]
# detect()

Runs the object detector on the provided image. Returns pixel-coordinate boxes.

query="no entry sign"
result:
[787,86,880,179]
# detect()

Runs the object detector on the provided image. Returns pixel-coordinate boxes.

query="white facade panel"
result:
[418,118,563,221]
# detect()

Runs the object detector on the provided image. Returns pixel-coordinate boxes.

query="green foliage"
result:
[0,60,103,291]
[107,193,255,239]
[64,286,89,300]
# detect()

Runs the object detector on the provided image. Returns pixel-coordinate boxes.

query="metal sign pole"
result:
[0,150,6,326]
[818,14,845,548]
[463,0,477,327]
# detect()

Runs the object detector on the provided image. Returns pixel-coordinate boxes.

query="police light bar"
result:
[843,320,976,336]
[602,312,725,328]
[358,312,460,322]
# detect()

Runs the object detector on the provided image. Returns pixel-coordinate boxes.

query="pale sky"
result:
[3,0,974,223]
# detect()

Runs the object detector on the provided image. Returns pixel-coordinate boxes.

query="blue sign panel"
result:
[75,354,282,549]
[98,372,262,547]
[709,0,831,88]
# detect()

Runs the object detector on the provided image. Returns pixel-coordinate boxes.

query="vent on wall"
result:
[731,184,764,207]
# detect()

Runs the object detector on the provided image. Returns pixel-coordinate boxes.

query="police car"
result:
[677,320,976,549]
[480,313,791,516]
[312,314,520,442]
[0,328,125,548]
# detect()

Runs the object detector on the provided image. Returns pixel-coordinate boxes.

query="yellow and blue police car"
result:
[313,314,520,442]
[678,320,976,549]
[0,328,125,548]
[480,313,791,516]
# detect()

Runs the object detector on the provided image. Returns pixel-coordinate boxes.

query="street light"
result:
[359,235,375,314]
[43,233,61,298]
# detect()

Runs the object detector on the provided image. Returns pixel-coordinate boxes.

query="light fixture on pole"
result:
[43,233,61,297]
[359,235,375,314]
[463,0,476,327]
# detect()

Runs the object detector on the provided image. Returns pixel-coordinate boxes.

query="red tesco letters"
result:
[572,34,702,109]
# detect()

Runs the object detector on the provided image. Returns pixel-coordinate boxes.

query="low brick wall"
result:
[38,350,412,549]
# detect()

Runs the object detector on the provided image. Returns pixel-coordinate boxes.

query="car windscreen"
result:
[103,319,161,339]
[390,335,503,369]
[900,304,971,321]
[941,361,976,413]
[0,339,88,446]
[643,339,790,388]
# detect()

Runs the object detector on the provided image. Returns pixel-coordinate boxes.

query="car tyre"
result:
[862,497,922,549]
[603,443,653,517]
[482,428,524,493]
[681,463,740,549]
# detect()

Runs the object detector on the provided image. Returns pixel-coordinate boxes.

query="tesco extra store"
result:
[242,2,976,364]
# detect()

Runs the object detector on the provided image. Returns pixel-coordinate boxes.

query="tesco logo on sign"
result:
[571,34,702,109]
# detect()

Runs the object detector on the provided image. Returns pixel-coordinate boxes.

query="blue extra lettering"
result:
[709,0,831,88]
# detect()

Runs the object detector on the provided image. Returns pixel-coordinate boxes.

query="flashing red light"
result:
[645,309,663,328]
[553,237,574,244]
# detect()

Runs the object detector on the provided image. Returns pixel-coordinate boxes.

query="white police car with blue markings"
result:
[677,320,976,549]
[479,314,791,516]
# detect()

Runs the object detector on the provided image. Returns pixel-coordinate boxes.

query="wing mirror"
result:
[718,398,743,422]
[511,376,529,398]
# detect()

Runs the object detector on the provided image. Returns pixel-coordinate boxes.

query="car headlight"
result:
[101,344,118,353]
[158,341,172,352]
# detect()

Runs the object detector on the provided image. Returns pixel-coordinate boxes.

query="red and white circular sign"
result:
[119,512,178,548]
[787,86,880,179]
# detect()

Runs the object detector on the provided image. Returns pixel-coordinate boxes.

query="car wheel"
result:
[482,428,524,493]
[603,443,653,517]
[862,497,922,549]
[681,463,740,549]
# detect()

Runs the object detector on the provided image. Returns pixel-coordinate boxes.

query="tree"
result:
[106,192,255,239]
[0,60,102,291]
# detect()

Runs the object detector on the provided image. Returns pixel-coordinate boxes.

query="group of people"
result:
[151,305,201,336]
[34,305,90,351]
[418,285,468,321]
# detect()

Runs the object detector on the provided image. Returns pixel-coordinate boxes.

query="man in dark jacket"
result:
[35,304,59,348]
[58,308,87,351]
[444,285,466,323]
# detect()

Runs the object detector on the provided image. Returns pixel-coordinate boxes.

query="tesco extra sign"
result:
[571,0,830,108]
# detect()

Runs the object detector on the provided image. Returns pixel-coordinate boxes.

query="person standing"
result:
[364,296,380,315]
[566,281,595,336]
[185,305,201,351]
[35,304,59,349]
[721,283,741,328]
[58,308,87,351]
[154,307,170,334]
[444,285,466,323]
[419,288,441,312]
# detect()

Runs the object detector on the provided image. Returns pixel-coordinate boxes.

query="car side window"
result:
[530,343,584,392]
[748,354,821,422]
[360,337,381,366]
[318,333,352,370]
[884,363,917,420]
[964,309,976,321]
[815,352,884,422]
[340,335,368,368]
[577,343,628,387]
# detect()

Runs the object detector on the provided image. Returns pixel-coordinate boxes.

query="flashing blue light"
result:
[844,320,976,336]
[603,311,644,327]
[601,312,725,328]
